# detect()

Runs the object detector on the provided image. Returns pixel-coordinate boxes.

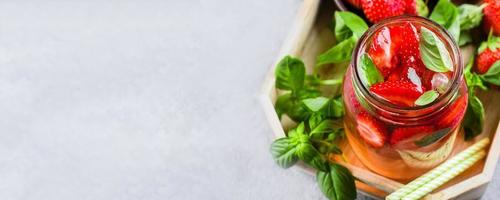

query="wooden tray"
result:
[260,0,500,199]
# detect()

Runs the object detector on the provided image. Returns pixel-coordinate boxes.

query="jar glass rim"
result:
[351,15,463,117]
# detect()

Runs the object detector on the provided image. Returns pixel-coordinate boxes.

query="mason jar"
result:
[342,16,467,180]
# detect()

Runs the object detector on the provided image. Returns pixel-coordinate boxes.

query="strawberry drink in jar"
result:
[343,16,467,180]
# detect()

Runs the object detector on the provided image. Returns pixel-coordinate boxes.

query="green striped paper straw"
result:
[402,150,486,200]
[386,138,490,200]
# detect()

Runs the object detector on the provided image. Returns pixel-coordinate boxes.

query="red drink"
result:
[343,16,467,180]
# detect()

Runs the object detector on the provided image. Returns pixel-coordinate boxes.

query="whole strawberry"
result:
[361,0,405,23]
[476,32,500,74]
[483,0,500,36]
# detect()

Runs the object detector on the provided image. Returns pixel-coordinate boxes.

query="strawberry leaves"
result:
[478,31,500,54]
[480,61,500,85]
[420,27,454,73]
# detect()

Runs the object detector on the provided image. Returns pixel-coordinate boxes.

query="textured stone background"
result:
[0,0,498,199]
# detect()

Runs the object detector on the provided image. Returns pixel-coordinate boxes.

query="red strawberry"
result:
[483,0,500,36]
[475,32,500,74]
[436,94,468,128]
[369,79,423,106]
[389,66,427,92]
[344,0,362,9]
[390,125,434,145]
[356,112,388,148]
[368,27,399,77]
[391,23,432,90]
[361,0,405,23]
[386,65,404,82]
[476,48,500,74]
[397,23,421,60]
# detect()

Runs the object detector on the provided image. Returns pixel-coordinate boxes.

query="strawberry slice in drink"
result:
[356,111,388,148]
[368,27,399,77]
[369,79,423,107]
[436,94,468,129]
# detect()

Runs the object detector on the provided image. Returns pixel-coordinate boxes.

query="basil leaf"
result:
[458,30,472,46]
[275,93,292,119]
[317,163,356,200]
[274,93,311,122]
[303,97,330,112]
[463,95,485,140]
[270,138,298,168]
[308,114,324,131]
[430,0,460,41]
[308,154,329,172]
[316,36,357,67]
[480,61,500,86]
[303,96,344,119]
[294,122,306,136]
[415,90,439,106]
[359,53,383,86]
[420,27,454,72]
[334,11,368,42]
[297,88,322,99]
[324,97,344,118]
[310,120,335,138]
[458,4,485,31]
[275,55,306,91]
[415,128,451,147]
[296,142,328,171]
[295,142,315,160]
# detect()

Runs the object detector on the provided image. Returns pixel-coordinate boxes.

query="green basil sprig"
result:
[272,54,356,200]
[271,116,349,193]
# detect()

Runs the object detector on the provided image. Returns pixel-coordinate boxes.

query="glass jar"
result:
[342,16,467,180]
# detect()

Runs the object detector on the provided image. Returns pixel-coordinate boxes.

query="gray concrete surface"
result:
[0,0,498,199]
